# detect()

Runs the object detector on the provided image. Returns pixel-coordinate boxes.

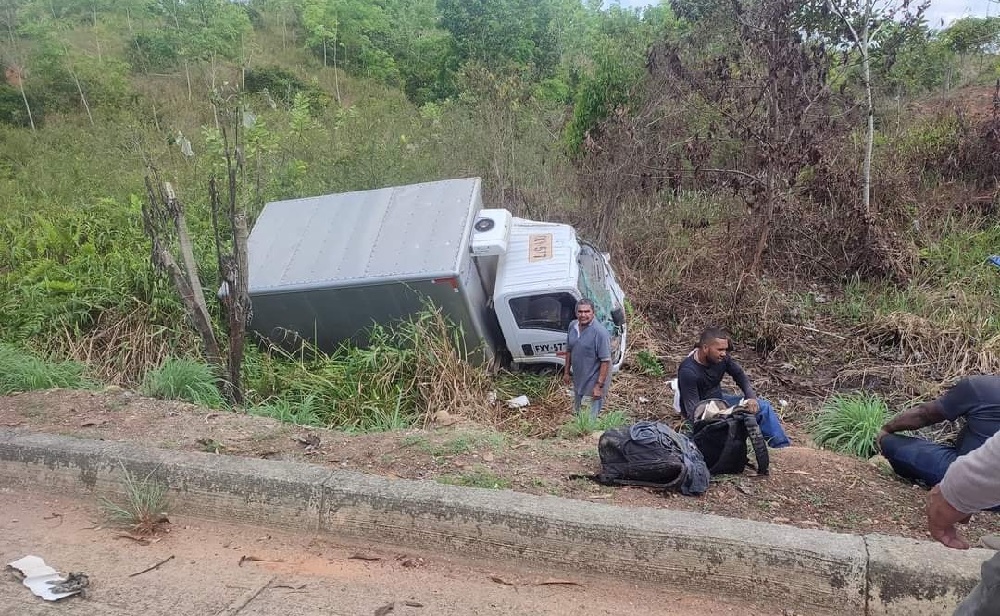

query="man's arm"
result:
[592,329,612,398]
[725,358,757,400]
[928,429,1000,549]
[677,363,702,419]
[878,400,947,446]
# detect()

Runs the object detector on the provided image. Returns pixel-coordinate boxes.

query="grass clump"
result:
[811,392,890,458]
[99,463,170,536]
[437,466,511,489]
[141,357,226,408]
[559,409,631,438]
[0,343,89,394]
[247,395,324,427]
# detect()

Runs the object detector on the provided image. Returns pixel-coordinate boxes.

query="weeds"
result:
[142,358,226,408]
[0,343,89,394]
[437,466,511,489]
[99,463,170,535]
[559,409,630,438]
[634,350,665,377]
[811,392,891,459]
[247,395,324,426]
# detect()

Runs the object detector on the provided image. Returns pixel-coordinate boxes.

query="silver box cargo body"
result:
[247,178,498,359]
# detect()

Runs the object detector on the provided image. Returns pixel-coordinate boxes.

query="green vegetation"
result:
[0,344,89,394]
[0,0,998,438]
[811,393,891,459]
[99,463,170,536]
[560,409,631,438]
[634,350,665,377]
[142,358,227,408]
[437,466,512,489]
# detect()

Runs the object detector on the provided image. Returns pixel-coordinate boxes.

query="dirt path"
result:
[3,387,1000,543]
[1,487,773,615]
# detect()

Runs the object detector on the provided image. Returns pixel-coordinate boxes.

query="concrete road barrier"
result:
[0,430,989,615]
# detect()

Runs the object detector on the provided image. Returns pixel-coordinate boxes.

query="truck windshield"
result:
[509,293,577,332]
[577,243,616,334]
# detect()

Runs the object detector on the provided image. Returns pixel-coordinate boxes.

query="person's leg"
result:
[879,434,958,487]
[590,394,604,420]
[573,395,583,416]
[954,551,1000,616]
[722,395,790,448]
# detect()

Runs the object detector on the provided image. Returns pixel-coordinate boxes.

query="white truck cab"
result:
[472,209,627,372]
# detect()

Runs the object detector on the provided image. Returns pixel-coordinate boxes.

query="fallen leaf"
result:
[489,575,515,586]
[403,601,423,607]
[399,557,424,568]
[349,552,382,561]
[274,584,308,590]
[481,452,494,462]
[374,603,394,616]
[239,555,264,567]
[79,420,104,427]
[536,579,581,587]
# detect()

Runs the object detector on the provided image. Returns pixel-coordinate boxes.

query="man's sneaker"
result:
[979,535,1000,550]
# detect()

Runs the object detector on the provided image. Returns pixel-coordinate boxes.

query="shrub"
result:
[0,343,88,394]
[142,358,225,408]
[811,392,891,458]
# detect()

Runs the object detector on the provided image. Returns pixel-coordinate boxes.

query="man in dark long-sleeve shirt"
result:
[677,327,790,448]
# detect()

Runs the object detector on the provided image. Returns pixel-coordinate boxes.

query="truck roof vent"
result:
[470,208,512,257]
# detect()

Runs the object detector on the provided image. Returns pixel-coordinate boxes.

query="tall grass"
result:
[142,358,226,408]
[0,343,90,394]
[242,308,492,432]
[811,392,890,459]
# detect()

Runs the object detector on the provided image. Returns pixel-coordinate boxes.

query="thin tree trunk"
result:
[862,41,873,215]
[17,78,35,131]
[185,59,192,101]
[70,69,94,126]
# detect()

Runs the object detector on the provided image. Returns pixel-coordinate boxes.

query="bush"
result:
[142,358,225,408]
[811,392,890,458]
[0,343,88,394]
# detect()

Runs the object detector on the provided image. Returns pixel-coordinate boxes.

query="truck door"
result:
[504,292,578,365]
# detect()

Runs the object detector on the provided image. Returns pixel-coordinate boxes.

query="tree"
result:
[811,0,928,215]
[438,0,558,76]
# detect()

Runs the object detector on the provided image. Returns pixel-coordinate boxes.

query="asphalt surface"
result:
[2,488,768,615]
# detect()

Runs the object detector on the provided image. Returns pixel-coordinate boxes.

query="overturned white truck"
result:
[246,177,627,370]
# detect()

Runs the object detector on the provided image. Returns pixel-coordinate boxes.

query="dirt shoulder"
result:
[3,387,999,544]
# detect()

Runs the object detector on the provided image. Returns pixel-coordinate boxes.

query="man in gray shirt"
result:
[927,429,1000,614]
[563,298,611,419]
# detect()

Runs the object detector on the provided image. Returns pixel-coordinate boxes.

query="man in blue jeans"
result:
[878,375,1000,489]
[677,327,791,447]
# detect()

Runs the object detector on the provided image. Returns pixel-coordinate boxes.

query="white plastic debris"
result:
[668,378,682,414]
[638,396,650,404]
[779,399,789,408]
[7,555,83,601]
[506,395,530,409]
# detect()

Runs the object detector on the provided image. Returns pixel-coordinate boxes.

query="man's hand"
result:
[592,384,603,399]
[927,485,972,550]
[875,428,890,453]
[744,398,759,414]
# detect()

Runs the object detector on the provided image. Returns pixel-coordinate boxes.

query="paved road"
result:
[1,487,777,615]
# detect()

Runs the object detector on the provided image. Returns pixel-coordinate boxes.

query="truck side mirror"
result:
[611,306,625,327]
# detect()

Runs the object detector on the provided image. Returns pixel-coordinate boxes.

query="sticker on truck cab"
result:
[528,234,553,262]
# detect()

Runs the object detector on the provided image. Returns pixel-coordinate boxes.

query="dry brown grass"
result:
[55,304,193,387]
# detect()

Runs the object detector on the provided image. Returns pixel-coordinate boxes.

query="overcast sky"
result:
[608,0,998,27]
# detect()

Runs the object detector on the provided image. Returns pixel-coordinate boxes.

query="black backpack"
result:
[592,421,709,495]
[691,410,770,476]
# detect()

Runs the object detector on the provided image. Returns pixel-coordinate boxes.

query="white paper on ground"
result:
[7,555,80,601]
